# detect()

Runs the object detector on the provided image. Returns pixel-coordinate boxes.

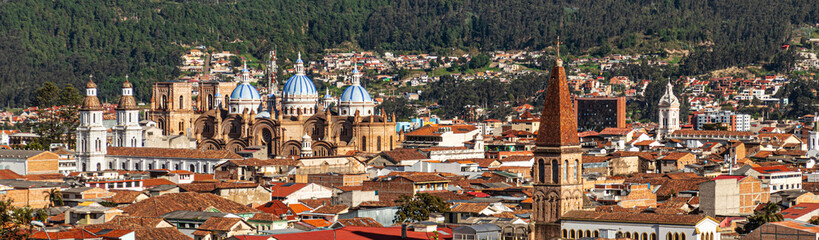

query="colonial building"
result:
[657,81,681,140]
[532,56,584,239]
[76,79,108,172]
[191,55,398,158]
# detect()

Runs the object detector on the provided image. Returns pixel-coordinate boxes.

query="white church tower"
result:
[76,77,108,171]
[113,76,142,148]
[301,134,313,157]
[657,81,681,140]
[808,120,819,151]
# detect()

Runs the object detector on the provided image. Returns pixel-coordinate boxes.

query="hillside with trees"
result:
[0,0,816,107]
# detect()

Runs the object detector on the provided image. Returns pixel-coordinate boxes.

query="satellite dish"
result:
[31,221,45,228]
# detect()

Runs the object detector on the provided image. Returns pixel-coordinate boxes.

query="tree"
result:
[377,98,416,121]
[31,83,83,149]
[0,198,46,240]
[393,193,450,223]
[43,189,63,208]
[469,54,491,69]
[738,202,783,234]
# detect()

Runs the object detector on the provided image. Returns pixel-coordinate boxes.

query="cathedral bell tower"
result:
[76,76,108,171]
[532,47,584,239]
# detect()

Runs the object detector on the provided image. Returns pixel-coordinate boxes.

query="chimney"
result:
[401,224,407,239]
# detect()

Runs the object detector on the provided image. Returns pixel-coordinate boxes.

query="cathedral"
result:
[152,52,398,158]
[532,56,584,239]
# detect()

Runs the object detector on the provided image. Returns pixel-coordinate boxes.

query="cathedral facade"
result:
[151,53,399,158]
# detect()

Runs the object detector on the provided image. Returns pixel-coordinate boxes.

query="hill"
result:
[0,0,816,107]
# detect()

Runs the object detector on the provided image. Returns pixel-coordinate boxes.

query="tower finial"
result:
[555,36,562,58]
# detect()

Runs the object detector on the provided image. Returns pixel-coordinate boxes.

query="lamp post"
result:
[31,221,50,240]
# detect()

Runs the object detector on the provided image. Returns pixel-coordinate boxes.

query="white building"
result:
[228,62,263,115]
[269,183,333,204]
[560,211,721,240]
[76,80,108,172]
[657,82,680,140]
[105,147,242,173]
[738,165,802,193]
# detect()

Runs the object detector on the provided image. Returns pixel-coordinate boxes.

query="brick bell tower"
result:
[532,42,584,240]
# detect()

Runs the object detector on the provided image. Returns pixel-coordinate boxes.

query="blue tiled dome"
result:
[340,85,373,102]
[283,74,318,96]
[230,83,261,100]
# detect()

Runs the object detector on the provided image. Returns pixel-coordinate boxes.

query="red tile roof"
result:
[599,128,633,136]
[782,203,819,220]
[198,217,242,231]
[269,226,452,240]
[268,183,308,198]
[107,147,242,159]
[120,192,259,217]
[752,165,797,174]
[336,217,384,227]
[0,169,23,180]
[255,200,293,215]
[405,124,477,136]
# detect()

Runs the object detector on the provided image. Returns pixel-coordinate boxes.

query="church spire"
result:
[535,53,578,147]
[351,64,362,86]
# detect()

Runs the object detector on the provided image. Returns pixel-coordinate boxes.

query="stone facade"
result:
[148,82,195,136]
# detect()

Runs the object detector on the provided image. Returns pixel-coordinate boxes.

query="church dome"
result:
[283,74,317,96]
[340,85,373,102]
[122,80,133,89]
[230,83,262,100]
[86,80,97,89]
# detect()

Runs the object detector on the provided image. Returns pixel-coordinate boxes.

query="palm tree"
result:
[739,202,783,233]
[42,188,63,208]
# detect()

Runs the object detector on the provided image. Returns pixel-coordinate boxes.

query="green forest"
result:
[0,0,817,107]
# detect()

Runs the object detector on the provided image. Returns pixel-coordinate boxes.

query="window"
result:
[562,229,567,238]
[179,95,184,109]
[570,229,575,239]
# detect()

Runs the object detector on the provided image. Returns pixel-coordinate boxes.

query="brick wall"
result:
[0,187,58,208]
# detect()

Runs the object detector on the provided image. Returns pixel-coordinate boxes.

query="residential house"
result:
[66,204,124,225]
[179,182,272,206]
[0,149,60,175]
[119,192,260,218]
[589,183,657,208]
[192,217,256,240]
[367,148,429,167]
[447,202,513,224]
[268,183,333,204]
[656,152,696,173]
[741,220,819,240]
[214,158,298,183]
[452,224,502,240]
[700,175,769,217]
[737,165,802,193]
[0,179,61,208]
[362,173,450,203]
[781,203,819,222]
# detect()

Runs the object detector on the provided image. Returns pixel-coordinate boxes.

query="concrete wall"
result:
[334,190,378,208]
[701,179,740,217]
[216,185,272,206]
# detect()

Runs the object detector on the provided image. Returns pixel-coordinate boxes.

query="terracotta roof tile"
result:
[120,192,259,217]
[179,182,259,193]
[405,124,477,136]
[197,217,242,231]
[248,212,283,222]
[107,147,242,160]
[310,205,349,214]
[288,203,312,214]
[106,190,146,204]
[0,169,23,180]
[336,217,383,227]
[301,219,332,228]
[451,202,489,213]
[381,148,428,162]
[299,198,332,209]
[142,178,176,187]
[134,228,192,240]
[268,183,308,198]
[255,200,293,215]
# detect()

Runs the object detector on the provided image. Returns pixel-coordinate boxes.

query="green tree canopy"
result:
[394,193,450,223]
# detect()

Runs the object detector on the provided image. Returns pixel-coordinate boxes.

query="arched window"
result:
[551,160,559,183]
[361,136,367,152]
[95,139,101,151]
[174,164,179,170]
[122,162,127,170]
[179,95,184,109]
[641,233,648,240]
[377,136,382,151]
[666,233,672,240]
[390,136,393,150]
[674,232,679,240]
[563,160,568,181]
[679,233,685,240]
[109,162,113,170]
[616,231,623,238]
[593,230,599,238]
[537,159,546,183]
[651,233,657,240]
[570,229,575,239]
[562,229,567,238]
[96,163,101,171]
[625,232,631,238]
[575,159,581,181]
[161,95,168,109]
[190,164,196,172]
[584,230,590,238]
[203,163,209,173]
